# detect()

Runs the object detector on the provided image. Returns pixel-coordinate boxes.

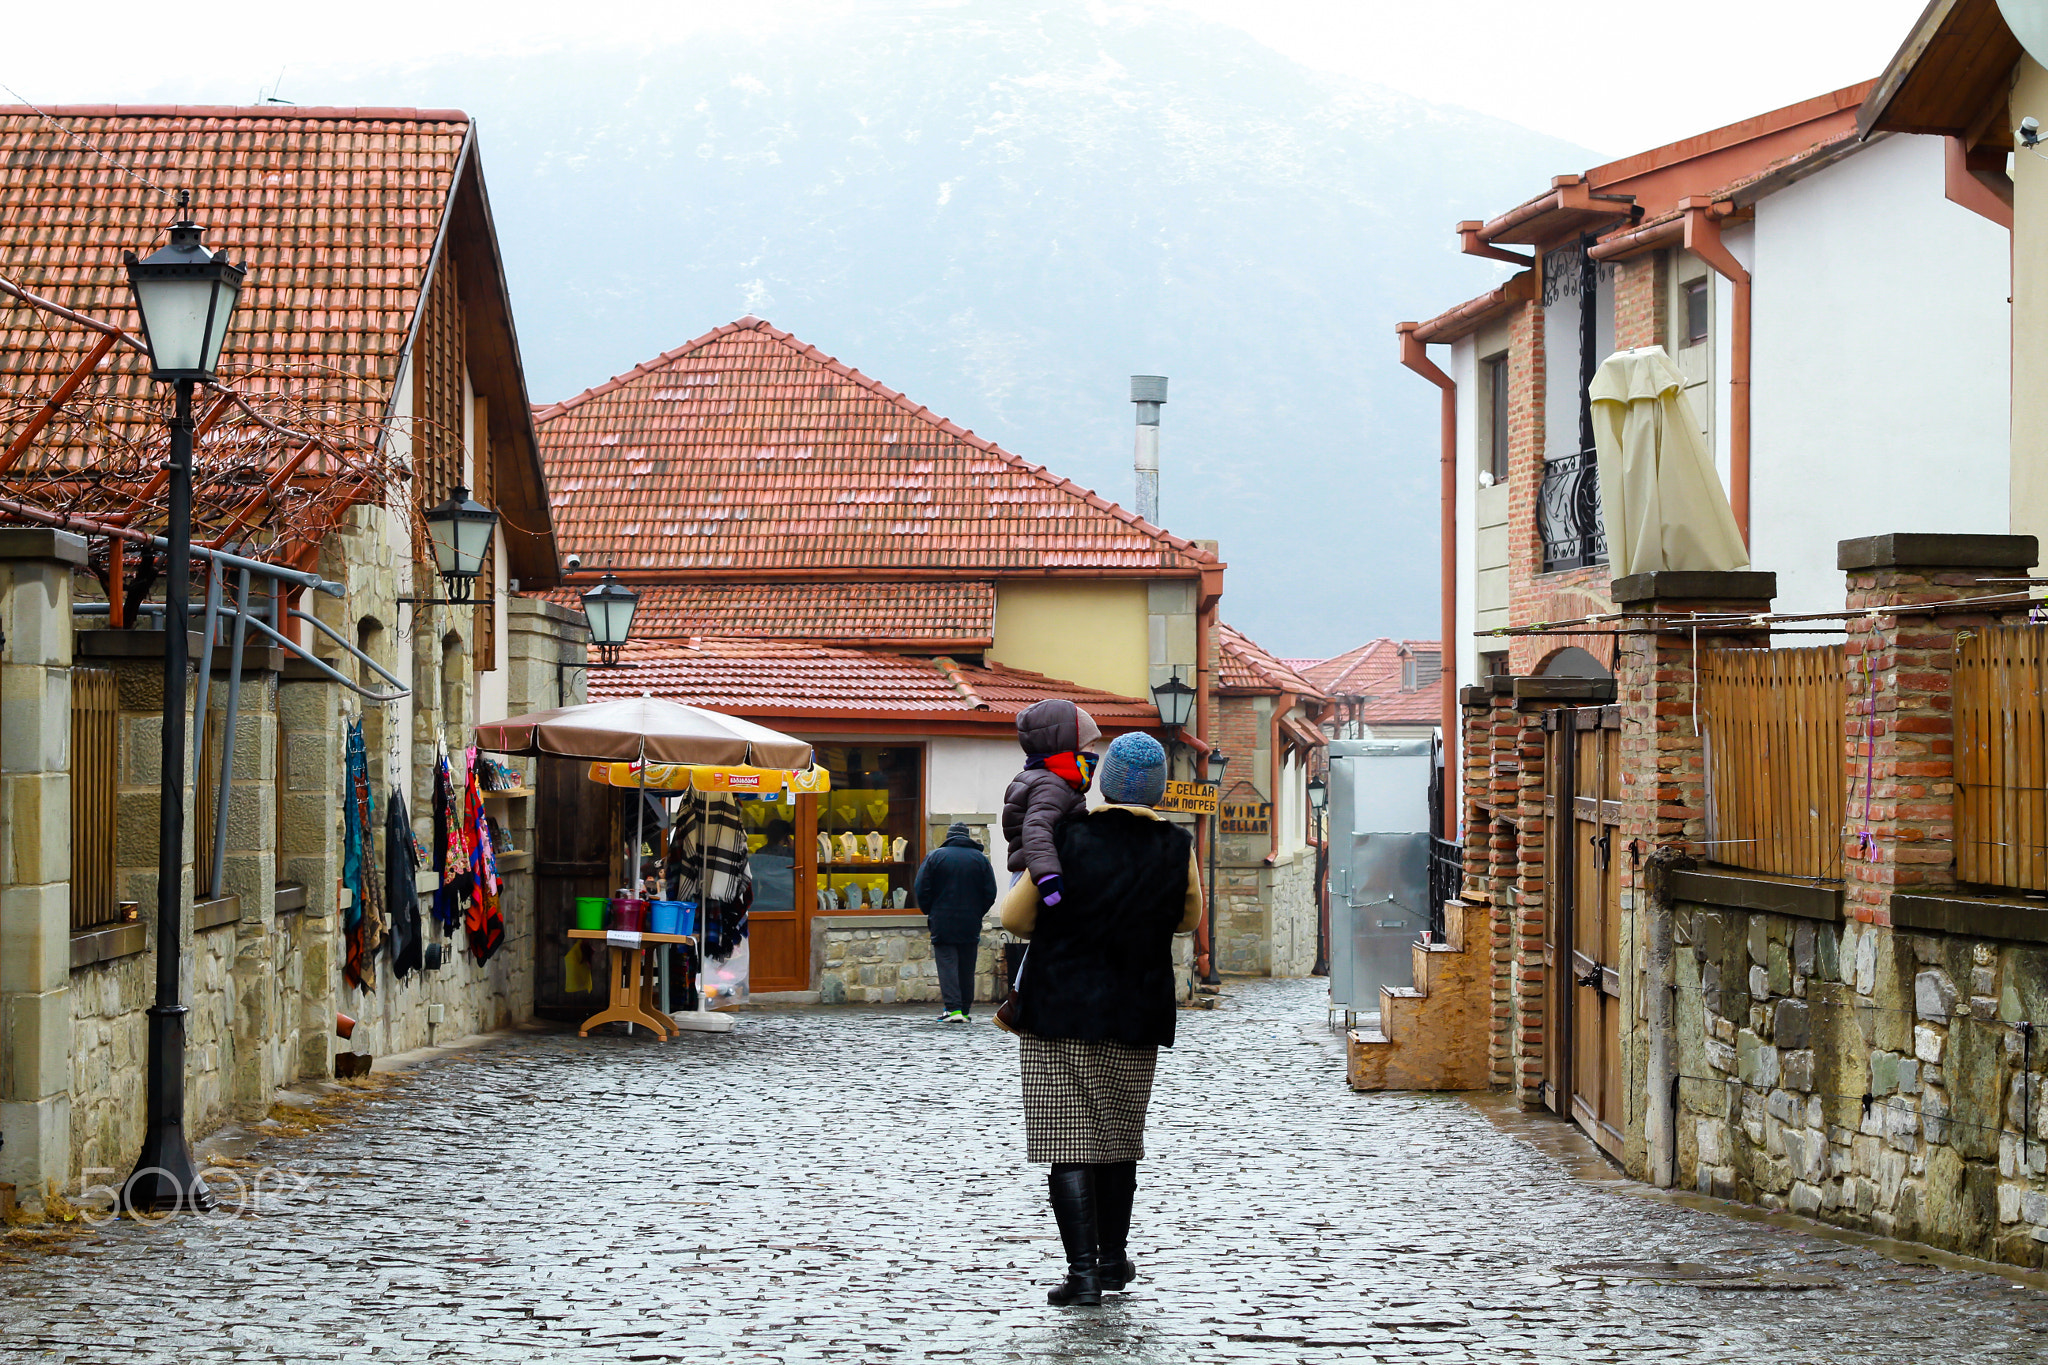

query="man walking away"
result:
[914,822,997,1023]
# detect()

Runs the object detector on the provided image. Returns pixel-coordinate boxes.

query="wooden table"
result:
[568,929,691,1038]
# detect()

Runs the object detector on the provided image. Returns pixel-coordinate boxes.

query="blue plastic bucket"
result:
[650,900,687,936]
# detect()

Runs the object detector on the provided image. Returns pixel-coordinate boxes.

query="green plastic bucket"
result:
[574,897,607,932]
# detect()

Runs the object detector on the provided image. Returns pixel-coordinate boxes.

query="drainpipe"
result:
[1644,847,1683,1189]
[1680,199,1751,546]
[1397,322,1458,840]
[1195,569,1222,980]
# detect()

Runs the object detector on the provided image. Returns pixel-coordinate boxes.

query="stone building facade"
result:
[1209,625,1323,978]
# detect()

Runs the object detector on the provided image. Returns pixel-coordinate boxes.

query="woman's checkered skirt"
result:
[1018,1035,1159,1164]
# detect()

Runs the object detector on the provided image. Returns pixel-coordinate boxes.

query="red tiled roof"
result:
[0,104,559,579]
[540,580,995,647]
[586,637,1158,729]
[1,105,467,447]
[1217,622,1324,698]
[1307,638,1442,727]
[535,317,1219,577]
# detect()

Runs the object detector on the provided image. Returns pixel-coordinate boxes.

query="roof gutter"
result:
[1396,322,1459,841]
[1458,220,1533,267]
[1945,135,2015,228]
[1681,199,1751,545]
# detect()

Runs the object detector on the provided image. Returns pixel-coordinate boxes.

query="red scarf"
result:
[1033,750,1098,792]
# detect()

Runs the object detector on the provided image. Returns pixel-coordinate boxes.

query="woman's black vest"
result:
[1014,807,1192,1048]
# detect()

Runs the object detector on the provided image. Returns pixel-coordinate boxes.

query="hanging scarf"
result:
[664,793,749,906]
[341,719,380,992]
[387,789,425,978]
[464,747,504,964]
[431,739,470,934]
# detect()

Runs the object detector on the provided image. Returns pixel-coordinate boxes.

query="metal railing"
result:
[1539,447,1606,572]
[1428,836,1462,941]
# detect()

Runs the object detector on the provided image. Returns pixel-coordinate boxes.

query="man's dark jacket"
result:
[1014,807,1191,1049]
[914,831,998,945]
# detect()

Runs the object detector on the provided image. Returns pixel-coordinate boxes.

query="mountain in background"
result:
[299,2,1589,657]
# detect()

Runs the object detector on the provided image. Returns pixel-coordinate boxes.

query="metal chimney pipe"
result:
[1131,375,1167,523]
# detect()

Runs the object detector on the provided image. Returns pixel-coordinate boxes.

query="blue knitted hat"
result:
[1098,732,1167,806]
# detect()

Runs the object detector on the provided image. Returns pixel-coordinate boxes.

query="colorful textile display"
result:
[463,746,504,964]
[430,740,469,935]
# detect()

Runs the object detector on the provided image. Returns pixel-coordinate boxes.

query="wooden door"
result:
[1545,705,1625,1159]
[747,792,816,993]
[534,754,612,1019]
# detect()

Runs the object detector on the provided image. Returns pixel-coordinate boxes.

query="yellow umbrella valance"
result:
[585,761,832,794]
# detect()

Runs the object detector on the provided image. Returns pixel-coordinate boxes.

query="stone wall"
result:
[815,914,1004,1005]
[1212,833,1320,977]
[1676,900,2048,1265]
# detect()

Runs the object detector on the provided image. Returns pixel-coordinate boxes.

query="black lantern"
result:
[118,196,247,1217]
[1307,774,1328,812]
[1206,748,1230,785]
[581,573,639,666]
[124,199,246,384]
[1151,668,1196,731]
[423,485,499,603]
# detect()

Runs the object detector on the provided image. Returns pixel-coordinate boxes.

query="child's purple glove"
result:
[1036,873,1064,907]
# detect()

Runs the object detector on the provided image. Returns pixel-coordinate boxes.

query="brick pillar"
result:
[0,529,86,1208]
[1612,570,1779,877]
[1838,534,2039,925]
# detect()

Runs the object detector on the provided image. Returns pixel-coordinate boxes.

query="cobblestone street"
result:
[10,977,2048,1362]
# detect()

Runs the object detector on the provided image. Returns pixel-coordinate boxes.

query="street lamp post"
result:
[1203,748,1229,987]
[422,486,500,603]
[1307,773,1330,977]
[121,196,245,1214]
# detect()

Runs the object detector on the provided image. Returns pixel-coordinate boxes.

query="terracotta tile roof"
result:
[1306,638,1441,695]
[535,317,1220,577]
[586,637,1158,728]
[0,105,468,450]
[1217,622,1324,698]
[1307,638,1442,727]
[0,104,558,579]
[540,580,995,647]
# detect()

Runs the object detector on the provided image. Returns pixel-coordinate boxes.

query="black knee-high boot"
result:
[1093,1161,1137,1289]
[1045,1165,1102,1306]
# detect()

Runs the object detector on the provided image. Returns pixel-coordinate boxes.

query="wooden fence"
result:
[69,668,120,930]
[1955,626,2048,893]
[1700,645,1845,881]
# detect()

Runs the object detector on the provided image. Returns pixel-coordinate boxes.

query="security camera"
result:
[2021,116,2041,147]
[565,553,583,571]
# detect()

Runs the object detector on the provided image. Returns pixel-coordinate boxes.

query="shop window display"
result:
[814,744,923,911]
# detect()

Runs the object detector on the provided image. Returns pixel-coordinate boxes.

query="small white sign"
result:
[606,930,643,949]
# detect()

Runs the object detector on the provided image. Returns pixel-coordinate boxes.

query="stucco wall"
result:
[1748,131,2011,619]
[2015,57,2048,551]
[991,579,1150,699]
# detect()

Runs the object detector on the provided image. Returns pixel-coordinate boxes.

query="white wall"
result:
[926,735,1021,872]
[1747,133,2011,619]
[1450,334,1480,692]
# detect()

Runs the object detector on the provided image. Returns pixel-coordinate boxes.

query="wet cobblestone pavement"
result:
[11,976,2048,1362]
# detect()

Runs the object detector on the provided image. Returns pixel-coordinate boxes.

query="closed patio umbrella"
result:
[1590,346,1750,578]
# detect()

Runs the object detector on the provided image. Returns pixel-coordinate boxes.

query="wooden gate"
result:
[1544,704,1625,1160]
[533,754,612,1019]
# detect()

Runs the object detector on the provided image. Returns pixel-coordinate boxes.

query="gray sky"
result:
[5,0,1927,157]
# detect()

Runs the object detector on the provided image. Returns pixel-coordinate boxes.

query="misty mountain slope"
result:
[304,4,1590,655]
